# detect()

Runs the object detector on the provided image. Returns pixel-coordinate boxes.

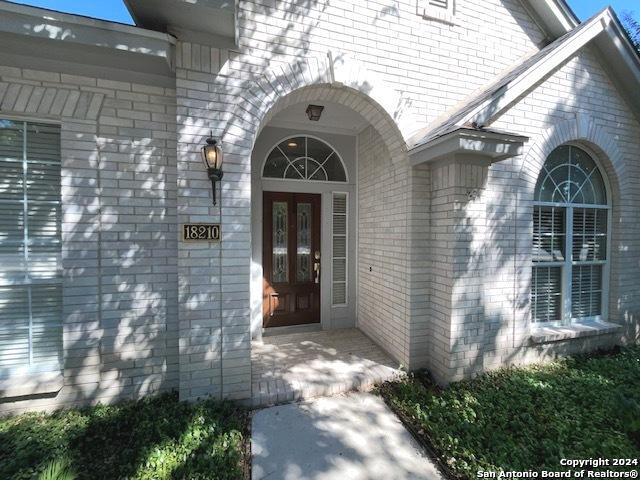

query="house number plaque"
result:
[182,223,220,241]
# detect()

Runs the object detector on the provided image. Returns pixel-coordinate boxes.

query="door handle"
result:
[313,251,320,284]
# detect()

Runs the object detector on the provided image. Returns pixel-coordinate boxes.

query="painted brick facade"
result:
[0,0,639,411]
[0,67,179,414]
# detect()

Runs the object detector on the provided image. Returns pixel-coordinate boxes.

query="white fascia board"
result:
[469,11,610,127]
[408,129,529,166]
[522,0,578,39]
[593,14,640,119]
[0,1,175,66]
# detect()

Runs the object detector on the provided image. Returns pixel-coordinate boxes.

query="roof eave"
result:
[408,128,529,166]
[521,0,579,39]
[0,0,176,71]
[123,0,237,47]
[592,11,640,118]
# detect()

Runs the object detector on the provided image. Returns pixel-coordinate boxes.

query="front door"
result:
[263,192,321,328]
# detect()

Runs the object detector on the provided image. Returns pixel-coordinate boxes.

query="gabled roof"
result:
[409,8,640,153]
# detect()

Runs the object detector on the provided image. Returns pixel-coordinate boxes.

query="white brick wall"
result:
[175,45,252,402]
[0,67,178,414]
[357,125,410,366]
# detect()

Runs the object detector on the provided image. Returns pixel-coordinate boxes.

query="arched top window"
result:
[534,145,607,205]
[531,145,610,326]
[263,136,347,182]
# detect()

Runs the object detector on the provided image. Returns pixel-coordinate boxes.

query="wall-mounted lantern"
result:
[305,104,324,121]
[201,132,223,205]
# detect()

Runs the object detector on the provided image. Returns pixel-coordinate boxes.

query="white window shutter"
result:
[331,193,348,306]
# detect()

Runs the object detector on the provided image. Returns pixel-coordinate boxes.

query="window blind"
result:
[0,119,62,375]
[531,266,562,323]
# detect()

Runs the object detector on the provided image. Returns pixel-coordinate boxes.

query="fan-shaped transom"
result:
[534,145,607,205]
[263,136,347,182]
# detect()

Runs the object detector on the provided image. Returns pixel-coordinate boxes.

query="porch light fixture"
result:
[305,104,324,121]
[201,131,224,205]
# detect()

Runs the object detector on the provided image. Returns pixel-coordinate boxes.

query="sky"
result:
[6,0,640,25]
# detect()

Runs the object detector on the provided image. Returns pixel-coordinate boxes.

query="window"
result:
[531,145,609,325]
[417,0,455,23]
[332,193,348,306]
[263,136,347,183]
[0,119,62,376]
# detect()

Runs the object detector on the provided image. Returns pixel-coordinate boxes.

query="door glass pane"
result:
[272,201,288,283]
[296,203,312,282]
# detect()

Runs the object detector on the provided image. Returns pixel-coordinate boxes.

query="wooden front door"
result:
[263,192,321,328]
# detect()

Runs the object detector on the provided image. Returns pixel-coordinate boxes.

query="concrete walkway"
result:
[251,392,443,480]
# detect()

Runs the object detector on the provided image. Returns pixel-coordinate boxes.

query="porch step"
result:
[248,328,404,408]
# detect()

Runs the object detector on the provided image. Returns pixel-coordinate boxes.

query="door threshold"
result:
[262,323,322,337]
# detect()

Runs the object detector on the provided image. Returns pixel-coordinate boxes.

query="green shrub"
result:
[379,346,640,479]
[38,457,75,480]
[0,392,248,480]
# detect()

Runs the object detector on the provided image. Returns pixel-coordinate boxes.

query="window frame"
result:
[0,117,63,378]
[531,143,612,327]
[261,134,349,184]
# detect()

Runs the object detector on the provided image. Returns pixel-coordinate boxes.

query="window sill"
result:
[529,321,621,344]
[0,371,63,399]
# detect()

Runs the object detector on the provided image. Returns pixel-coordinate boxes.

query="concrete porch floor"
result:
[250,328,403,408]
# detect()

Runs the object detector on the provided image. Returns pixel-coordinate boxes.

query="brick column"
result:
[175,42,251,402]
[429,155,488,383]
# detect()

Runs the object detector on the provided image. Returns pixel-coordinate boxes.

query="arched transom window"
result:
[263,136,347,182]
[532,145,610,325]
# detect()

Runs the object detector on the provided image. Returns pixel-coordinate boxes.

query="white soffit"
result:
[267,101,369,137]
[124,0,237,47]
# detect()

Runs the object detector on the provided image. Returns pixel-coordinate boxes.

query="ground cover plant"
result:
[379,346,640,479]
[0,391,248,480]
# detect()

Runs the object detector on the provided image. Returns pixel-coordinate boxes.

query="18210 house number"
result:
[182,223,220,241]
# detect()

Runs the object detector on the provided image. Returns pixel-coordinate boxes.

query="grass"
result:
[378,346,640,479]
[0,391,249,480]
